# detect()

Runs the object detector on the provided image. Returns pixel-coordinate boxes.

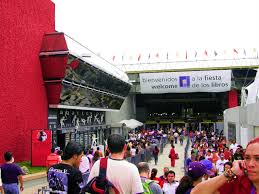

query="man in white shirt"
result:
[162,170,179,194]
[215,153,229,175]
[229,139,239,154]
[79,149,90,186]
[87,134,143,194]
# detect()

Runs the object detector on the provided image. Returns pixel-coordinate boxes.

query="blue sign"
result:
[179,76,190,88]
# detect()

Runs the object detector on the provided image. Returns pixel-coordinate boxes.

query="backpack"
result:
[81,158,119,194]
[142,179,153,194]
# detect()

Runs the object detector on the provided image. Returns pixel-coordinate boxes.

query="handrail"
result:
[126,136,168,166]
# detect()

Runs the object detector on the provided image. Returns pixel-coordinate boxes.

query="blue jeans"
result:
[3,183,19,194]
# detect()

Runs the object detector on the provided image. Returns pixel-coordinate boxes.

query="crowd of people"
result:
[1,126,259,194]
[176,127,258,194]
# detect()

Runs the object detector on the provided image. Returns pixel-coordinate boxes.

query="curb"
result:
[23,171,47,182]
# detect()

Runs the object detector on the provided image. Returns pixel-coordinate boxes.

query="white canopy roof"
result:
[119,119,143,129]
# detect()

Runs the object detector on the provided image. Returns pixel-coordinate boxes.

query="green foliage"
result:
[17,161,46,174]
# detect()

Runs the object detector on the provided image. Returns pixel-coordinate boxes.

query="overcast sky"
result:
[54,0,259,63]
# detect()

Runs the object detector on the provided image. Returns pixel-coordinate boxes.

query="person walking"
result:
[46,148,61,170]
[1,152,24,194]
[169,145,177,167]
[47,142,84,194]
[96,147,103,158]
[159,167,169,187]
[87,134,144,194]
[137,162,163,194]
[176,162,208,194]
[86,149,94,170]
[79,149,90,187]
[215,153,229,175]
[162,170,179,194]
[92,151,100,166]
[173,131,179,144]
[150,168,163,187]
[179,133,184,146]
[153,146,160,165]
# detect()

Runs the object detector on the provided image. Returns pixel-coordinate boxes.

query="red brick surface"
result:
[0,0,55,162]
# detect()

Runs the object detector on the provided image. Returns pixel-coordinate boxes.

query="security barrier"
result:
[184,135,190,173]
[126,136,168,166]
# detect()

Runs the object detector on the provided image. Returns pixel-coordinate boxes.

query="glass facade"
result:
[66,55,131,97]
[60,81,124,110]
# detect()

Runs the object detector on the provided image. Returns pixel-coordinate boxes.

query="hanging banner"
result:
[139,70,231,93]
[31,129,52,166]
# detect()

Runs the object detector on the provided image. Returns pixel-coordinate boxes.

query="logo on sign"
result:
[179,76,190,88]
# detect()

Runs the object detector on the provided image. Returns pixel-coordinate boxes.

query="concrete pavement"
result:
[147,138,187,180]
[22,172,47,194]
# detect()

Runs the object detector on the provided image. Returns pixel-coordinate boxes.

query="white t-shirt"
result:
[216,159,229,175]
[174,132,179,138]
[229,143,239,154]
[162,181,179,194]
[79,155,90,173]
[131,148,136,156]
[88,158,144,194]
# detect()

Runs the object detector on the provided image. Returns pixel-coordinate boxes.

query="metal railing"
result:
[184,135,190,173]
[126,136,168,166]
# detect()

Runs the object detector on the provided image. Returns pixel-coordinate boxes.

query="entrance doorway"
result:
[57,133,66,150]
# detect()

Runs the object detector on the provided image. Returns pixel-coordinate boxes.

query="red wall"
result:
[228,90,238,108]
[0,0,55,162]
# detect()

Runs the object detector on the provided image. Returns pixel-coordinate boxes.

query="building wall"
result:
[247,103,259,126]
[224,103,258,147]
[106,94,136,136]
[0,0,55,162]
[224,107,241,143]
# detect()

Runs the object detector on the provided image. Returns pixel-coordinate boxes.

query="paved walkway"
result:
[147,138,187,180]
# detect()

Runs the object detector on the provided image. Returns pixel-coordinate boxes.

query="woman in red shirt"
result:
[169,145,177,167]
[150,168,163,188]
[191,136,259,194]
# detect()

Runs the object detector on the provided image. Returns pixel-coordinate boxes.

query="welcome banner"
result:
[139,70,231,93]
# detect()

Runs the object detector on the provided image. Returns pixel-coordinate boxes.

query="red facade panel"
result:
[0,0,55,162]
[40,55,68,79]
[228,90,238,108]
[40,33,68,52]
[45,82,63,104]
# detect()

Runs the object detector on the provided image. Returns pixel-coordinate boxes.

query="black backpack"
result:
[81,158,119,194]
